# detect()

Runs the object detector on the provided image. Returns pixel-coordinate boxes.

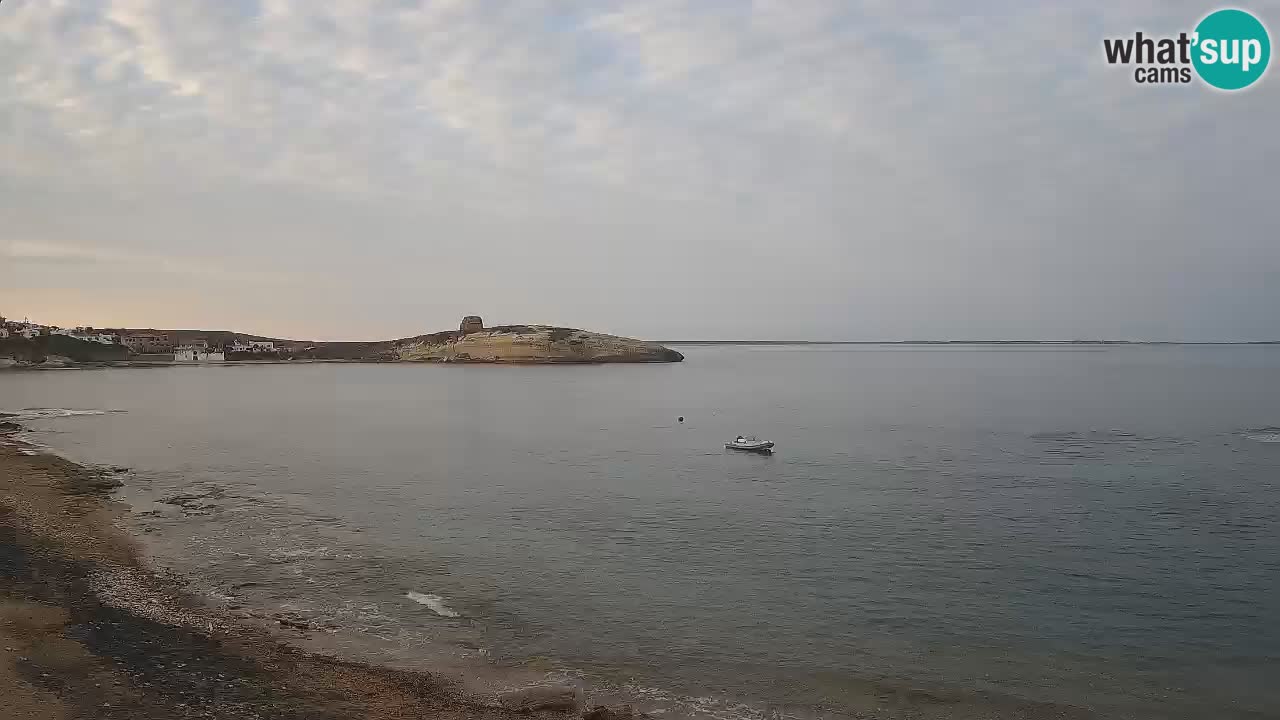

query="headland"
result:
[0,315,684,368]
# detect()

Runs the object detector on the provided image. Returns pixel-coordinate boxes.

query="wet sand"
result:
[0,432,581,720]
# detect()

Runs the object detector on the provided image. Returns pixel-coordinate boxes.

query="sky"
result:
[2,0,1279,342]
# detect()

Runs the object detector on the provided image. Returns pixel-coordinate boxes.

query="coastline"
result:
[0,358,385,371]
[0,422,590,720]
[0,320,685,368]
[0,357,671,372]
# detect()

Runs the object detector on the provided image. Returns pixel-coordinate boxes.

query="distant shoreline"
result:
[6,341,1279,371]
[1,319,684,365]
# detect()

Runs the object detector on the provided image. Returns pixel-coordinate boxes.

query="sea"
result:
[3,344,1278,719]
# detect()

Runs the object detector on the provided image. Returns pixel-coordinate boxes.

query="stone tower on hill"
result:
[459,315,484,335]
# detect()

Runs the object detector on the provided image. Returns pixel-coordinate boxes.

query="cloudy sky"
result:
[2,0,1278,341]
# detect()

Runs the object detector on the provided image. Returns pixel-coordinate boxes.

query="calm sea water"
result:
[3,345,1279,719]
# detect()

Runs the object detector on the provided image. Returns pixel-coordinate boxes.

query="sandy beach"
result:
[0,425,592,720]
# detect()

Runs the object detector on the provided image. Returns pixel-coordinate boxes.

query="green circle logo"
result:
[1192,9,1271,90]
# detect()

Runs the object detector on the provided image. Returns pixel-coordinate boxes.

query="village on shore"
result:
[1,313,278,363]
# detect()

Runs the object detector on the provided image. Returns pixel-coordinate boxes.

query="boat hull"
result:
[725,441,774,453]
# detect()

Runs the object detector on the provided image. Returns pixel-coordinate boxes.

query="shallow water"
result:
[4,345,1279,718]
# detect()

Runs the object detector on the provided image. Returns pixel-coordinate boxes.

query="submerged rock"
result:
[498,684,584,713]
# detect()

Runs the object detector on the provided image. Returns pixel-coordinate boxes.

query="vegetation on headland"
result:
[394,325,685,364]
[0,335,128,365]
[209,324,684,364]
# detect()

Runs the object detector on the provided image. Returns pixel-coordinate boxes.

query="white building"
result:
[174,346,226,363]
[3,318,44,339]
[57,328,119,345]
[228,340,275,353]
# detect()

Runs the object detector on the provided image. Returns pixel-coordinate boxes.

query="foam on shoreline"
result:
[2,407,125,420]
[407,591,462,618]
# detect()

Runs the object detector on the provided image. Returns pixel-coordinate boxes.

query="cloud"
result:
[3,240,297,284]
[1,0,1279,340]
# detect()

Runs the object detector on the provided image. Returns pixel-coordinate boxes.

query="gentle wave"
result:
[406,591,461,618]
[3,407,126,421]
[1031,429,1140,442]
[1242,426,1280,443]
[605,682,776,720]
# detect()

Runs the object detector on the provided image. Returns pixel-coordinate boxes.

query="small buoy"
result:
[678,416,684,423]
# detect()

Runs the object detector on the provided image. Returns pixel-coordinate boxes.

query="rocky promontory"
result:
[394,319,683,364]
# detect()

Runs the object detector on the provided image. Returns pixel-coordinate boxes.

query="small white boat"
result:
[725,435,775,453]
